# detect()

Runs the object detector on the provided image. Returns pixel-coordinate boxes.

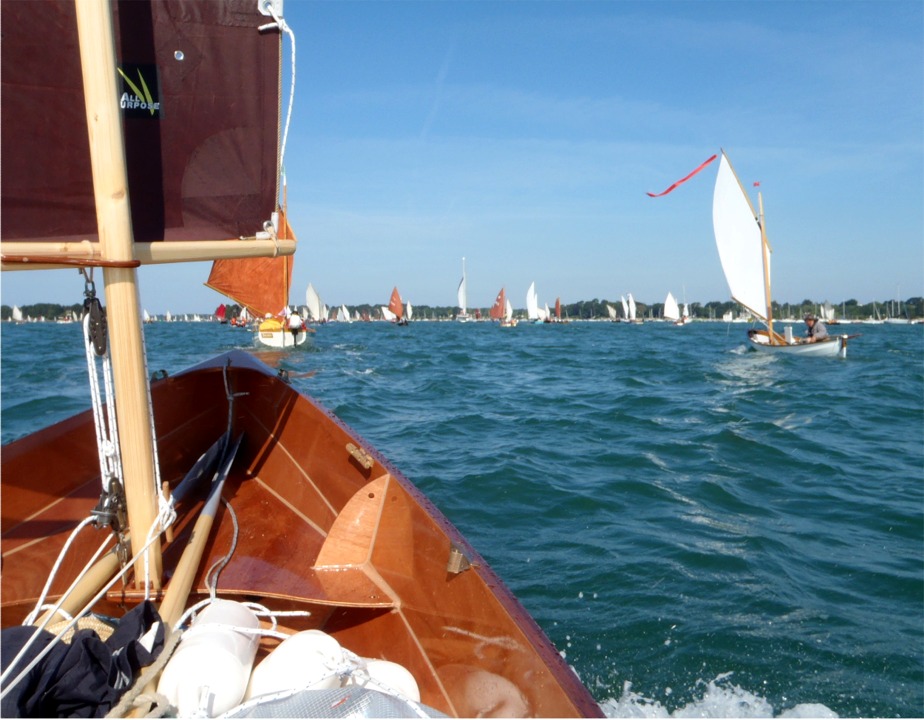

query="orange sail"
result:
[206,255,293,319]
[490,288,506,320]
[389,287,404,321]
[206,211,297,318]
[555,297,562,320]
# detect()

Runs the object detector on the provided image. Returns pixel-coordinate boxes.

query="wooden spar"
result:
[757,191,776,343]
[75,0,162,589]
[35,550,122,627]
[157,436,241,628]
[1,238,296,271]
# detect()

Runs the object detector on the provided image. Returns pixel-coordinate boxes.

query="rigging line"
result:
[205,498,239,598]
[83,311,122,496]
[0,519,167,701]
[3,528,116,689]
[21,515,103,626]
[258,0,296,187]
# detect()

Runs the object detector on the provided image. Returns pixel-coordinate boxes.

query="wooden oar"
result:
[128,435,243,717]
[157,433,242,629]
[35,550,121,628]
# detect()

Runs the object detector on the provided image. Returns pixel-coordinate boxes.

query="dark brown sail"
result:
[0,0,280,245]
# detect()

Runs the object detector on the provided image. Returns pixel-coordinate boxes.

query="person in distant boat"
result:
[287,310,304,339]
[802,313,829,343]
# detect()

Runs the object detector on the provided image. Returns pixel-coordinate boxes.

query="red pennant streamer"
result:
[646,154,718,198]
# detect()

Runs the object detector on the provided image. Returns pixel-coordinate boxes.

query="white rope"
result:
[2,531,116,689]
[204,498,239,597]
[172,597,310,640]
[257,0,296,175]
[216,649,433,719]
[21,516,98,627]
[0,517,165,702]
[83,312,123,496]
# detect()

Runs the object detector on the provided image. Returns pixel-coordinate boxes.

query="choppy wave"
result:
[2,319,922,717]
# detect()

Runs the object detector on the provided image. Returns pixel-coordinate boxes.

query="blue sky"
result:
[3,0,922,313]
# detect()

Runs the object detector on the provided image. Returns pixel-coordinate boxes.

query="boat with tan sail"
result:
[0,1,601,717]
[490,287,517,327]
[207,249,309,348]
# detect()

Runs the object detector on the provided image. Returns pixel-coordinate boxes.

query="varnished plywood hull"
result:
[1,350,601,717]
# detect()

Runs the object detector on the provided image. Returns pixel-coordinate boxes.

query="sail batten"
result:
[712,152,770,324]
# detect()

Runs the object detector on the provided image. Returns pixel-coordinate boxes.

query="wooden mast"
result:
[757,191,776,343]
[75,0,162,588]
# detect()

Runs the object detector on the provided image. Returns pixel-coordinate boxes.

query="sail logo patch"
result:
[117,64,161,118]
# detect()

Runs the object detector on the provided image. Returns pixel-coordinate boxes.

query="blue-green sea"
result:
[2,319,922,717]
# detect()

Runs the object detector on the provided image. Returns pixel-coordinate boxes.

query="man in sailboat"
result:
[287,307,305,339]
[802,313,829,343]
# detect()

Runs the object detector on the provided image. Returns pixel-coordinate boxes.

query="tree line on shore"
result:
[3,297,922,323]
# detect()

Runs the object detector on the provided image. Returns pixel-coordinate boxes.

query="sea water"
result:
[2,320,922,717]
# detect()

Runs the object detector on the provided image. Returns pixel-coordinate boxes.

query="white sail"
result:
[457,257,467,314]
[11,305,23,322]
[627,293,637,321]
[381,306,397,321]
[620,296,629,319]
[406,301,413,320]
[526,282,539,320]
[505,298,514,322]
[337,305,350,322]
[305,283,323,322]
[663,292,680,321]
[713,152,769,323]
[606,303,617,320]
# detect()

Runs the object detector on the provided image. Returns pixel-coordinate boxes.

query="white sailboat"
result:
[663,292,681,323]
[456,257,471,322]
[305,282,324,323]
[712,150,851,357]
[526,281,542,322]
[626,293,642,323]
[606,303,618,321]
[504,297,516,326]
[12,305,24,323]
